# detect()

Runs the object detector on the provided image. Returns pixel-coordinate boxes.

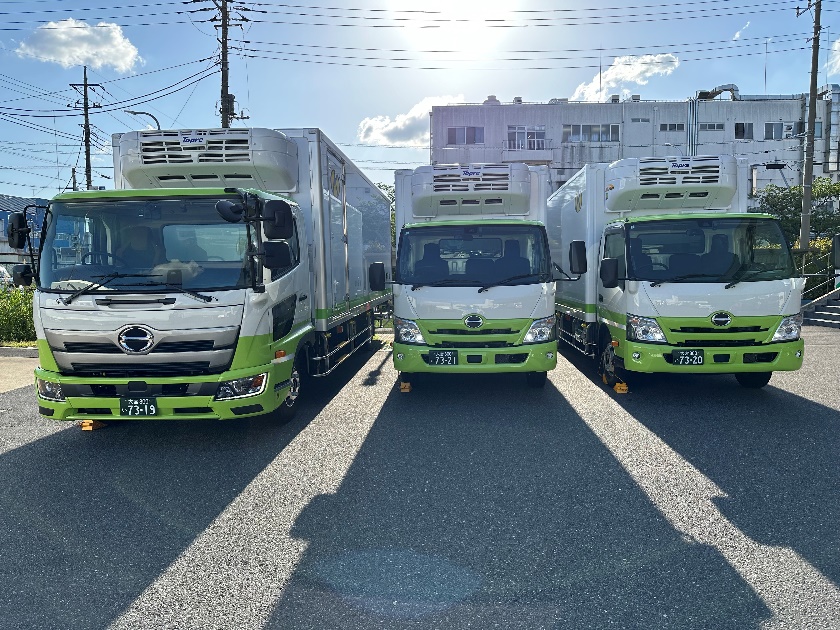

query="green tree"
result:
[376,182,396,248]
[756,177,840,245]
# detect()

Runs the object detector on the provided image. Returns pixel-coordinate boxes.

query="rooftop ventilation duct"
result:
[696,84,740,101]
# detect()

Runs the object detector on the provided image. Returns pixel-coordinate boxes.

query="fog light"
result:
[36,378,64,402]
[397,353,404,360]
[796,351,802,358]
[632,352,641,360]
[546,352,555,359]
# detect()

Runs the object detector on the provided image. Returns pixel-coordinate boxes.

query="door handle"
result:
[598,294,604,302]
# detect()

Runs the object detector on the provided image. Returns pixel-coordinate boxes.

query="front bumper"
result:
[34,364,293,421]
[618,338,804,374]
[393,341,557,374]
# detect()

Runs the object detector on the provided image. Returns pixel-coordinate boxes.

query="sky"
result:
[0,0,838,198]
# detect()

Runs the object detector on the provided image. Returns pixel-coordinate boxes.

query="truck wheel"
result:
[735,372,772,389]
[526,371,547,388]
[276,352,306,421]
[598,337,619,388]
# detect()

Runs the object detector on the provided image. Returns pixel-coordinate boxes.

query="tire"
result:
[276,351,306,421]
[735,372,772,389]
[526,371,548,388]
[598,335,620,388]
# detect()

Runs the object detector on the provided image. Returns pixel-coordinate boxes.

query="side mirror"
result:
[263,199,294,240]
[599,258,619,289]
[12,264,33,287]
[569,240,587,275]
[369,262,386,291]
[6,212,30,250]
[832,234,840,269]
[263,240,292,270]
[216,199,244,223]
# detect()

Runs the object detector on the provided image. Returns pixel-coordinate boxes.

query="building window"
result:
[447,126,484,145]
[561,123,620,143]
[630,118,650,123]
[699,123,725,131]
[507,125,546,150]
[659,123,685,132]
[735,123,754,140]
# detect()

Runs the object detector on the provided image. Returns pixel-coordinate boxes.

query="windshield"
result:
[397,224,551,287]
[624,217,796,284]
[39,197,252,293]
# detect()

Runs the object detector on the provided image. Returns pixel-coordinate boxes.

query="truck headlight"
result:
[394,317,425,345]
[214,373,267,401]
[772,313,802,342]
[626,314,667,344]
[36,378,65,402]
[523,315,556,344]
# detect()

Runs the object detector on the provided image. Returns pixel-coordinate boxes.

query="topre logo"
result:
[462,170,480,177]
[710,311,732,327]
[118,325,155,354]
[670,162,690,169]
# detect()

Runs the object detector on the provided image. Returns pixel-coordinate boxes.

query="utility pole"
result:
[209,0,248,127]
[798,0,822,254]
[69,66,101,190]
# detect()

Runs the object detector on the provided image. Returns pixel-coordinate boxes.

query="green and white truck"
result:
[6,127,391,422]
[392,163,585,388]
[547,155,805,389]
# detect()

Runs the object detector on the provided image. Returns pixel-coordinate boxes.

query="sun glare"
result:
[391,0,518,61]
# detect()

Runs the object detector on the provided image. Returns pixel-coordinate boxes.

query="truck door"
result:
[597,227,626,334]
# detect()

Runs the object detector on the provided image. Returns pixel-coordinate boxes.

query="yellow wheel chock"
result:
[81,419,107,431]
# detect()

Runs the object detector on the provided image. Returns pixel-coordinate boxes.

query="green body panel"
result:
[393,317,557,374]
[393,341,556,374]
[596,313,804,374]
[34,326,311,422]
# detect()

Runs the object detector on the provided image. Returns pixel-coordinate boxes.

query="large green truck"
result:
[548,155,805,389]
[6,127,391,422]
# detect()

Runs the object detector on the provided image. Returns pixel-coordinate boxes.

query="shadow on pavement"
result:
[264,371,770,629]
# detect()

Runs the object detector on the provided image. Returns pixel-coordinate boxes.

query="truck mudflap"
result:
[32,363,295,421]
[393,341,557,374]
[617,338,804,374]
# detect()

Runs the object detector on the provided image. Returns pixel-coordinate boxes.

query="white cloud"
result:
[828,38,840,77]
[733,22,751,40]
[358,95,466,146]
[571,54,680,102]
[16,18,142,73]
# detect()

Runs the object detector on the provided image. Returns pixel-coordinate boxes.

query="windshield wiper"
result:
[725,269,773,289]
[131,282,215,302]
[410,278,468,291]
[649,273,720,288]
[60,272,160,305]
[478,273,545,293]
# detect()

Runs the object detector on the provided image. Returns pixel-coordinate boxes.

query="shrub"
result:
[0,286,36,343]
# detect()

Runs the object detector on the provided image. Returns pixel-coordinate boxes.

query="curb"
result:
[0,346,38,358]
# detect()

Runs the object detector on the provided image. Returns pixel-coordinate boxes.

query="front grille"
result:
[671,326,764,334]
[69,362,213,377]
[495,354,528,364]
[430,328,518,335]
[63,342,122,354]
[435,341,512,349]
[676,339,760,348]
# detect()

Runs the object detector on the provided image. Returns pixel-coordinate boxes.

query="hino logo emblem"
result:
[118,326,155,354]
[464,314,484,329]
[710,312,732,327]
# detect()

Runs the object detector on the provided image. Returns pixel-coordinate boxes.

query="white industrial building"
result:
[430,84,840,197]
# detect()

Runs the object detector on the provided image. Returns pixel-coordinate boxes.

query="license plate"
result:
[428,350,458,366]
[120,397,158,416]
[672,349,704,365]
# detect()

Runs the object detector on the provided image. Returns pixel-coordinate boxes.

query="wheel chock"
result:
[613,383,629,394]
[81,419,107,431]
[400,381,412,393]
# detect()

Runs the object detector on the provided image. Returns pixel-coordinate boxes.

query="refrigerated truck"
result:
[392,163,585,388]
[6,127,391,422]
[547,155,805,389]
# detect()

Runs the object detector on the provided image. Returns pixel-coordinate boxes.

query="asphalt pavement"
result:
[0,329,838,629]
